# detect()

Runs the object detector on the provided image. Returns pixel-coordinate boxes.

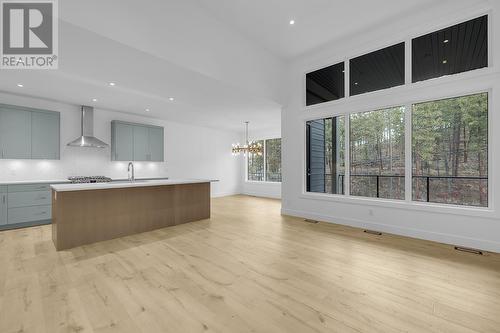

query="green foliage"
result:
[412,93,488,178]
[350,106,405,176]
[247,140,265,181]
[266,138,282,182]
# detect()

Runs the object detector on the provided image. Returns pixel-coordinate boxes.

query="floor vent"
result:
[454,246,483,255]
[364,230,382,236]
[304,219,319,224]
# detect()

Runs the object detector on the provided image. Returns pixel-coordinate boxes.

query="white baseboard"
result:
[211,190,241,198]
[281,207,500,254]
[242,191,281,199]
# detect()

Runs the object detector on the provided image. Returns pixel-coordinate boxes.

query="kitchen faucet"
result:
[128,162,135,182]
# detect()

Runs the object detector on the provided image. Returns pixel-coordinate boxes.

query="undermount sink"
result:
[111,178,168,184]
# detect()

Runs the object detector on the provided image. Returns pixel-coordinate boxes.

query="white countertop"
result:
[0,179,70,185]
[0,177,170,186]
[51,179,217,192]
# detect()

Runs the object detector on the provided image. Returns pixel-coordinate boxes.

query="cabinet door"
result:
[0,108,31,159]
[133,125,149,161]
[0,192,7,225]
[31,111,60,159]
[148,126,164,162]
[112,123,134,161]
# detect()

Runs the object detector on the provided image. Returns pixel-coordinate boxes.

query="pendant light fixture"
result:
[232,121,263,156]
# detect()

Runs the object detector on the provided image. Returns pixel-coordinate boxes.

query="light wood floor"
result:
[1,195,500,333]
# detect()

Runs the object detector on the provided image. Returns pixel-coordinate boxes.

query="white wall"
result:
[241,127,282,199]
[282,1,500,252]
[0,92,242,197]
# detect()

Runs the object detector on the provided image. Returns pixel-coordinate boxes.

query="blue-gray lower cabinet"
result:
[0,182,62,230]
[0,186,7,225]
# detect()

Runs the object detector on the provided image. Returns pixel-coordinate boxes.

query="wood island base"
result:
[52,182,210,250]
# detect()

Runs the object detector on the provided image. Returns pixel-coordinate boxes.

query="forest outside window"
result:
[412,93,488,207]
[306,116,345,194]
[247,140,265,181]
[266,138,282,182]
[350,107,405,200]
[247,138,282,183]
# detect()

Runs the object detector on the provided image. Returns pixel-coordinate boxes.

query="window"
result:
[350,43,405,96]
[247,140,264,181]
[266,138,282,182]
[247,138,281,182]
[412,93,488,207]
[306,62,345,106]
[306,116,345,194]
[350,107,405,200]
[412,16,488,83]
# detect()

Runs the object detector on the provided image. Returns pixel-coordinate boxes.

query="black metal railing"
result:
[322,174,487,202]
[412,175,487,203]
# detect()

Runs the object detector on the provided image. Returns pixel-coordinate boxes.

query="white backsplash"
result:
[0,147,168,181]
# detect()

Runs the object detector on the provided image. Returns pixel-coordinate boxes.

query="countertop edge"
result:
[0,177,171,186]
[51,179,219,192]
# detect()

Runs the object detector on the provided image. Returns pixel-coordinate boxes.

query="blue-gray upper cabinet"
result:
[148,126,164,162]
[31,111,60,159]
[0,104,60,160]
[0,107,32,159]
[111,121,134,161]
[133,125,150,161]
[111,121,164,161]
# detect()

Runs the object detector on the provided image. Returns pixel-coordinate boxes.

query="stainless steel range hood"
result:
[67,106,109,148]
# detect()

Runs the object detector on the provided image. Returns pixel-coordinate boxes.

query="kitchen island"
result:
[51,179,215,250]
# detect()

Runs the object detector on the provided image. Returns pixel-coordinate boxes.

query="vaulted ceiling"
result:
[0,0,485,132]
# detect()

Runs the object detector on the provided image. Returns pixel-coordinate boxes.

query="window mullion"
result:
[405,103,412,202]
[263,140,267,182]
[345,115,350,196]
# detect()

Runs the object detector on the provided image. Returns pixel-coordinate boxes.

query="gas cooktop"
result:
[68,176,112,184]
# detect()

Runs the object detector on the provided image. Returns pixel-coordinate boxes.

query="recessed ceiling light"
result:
[169,97,174,101]
[145,108,150,112]
[17,83,23,87]
[108,82,116,86]
[92,98,98,102]
[442,59,448,64]
[443,39,449,44]
[289,19,295,25]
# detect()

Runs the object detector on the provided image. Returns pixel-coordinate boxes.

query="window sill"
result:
[245,181,282,185]
[299,192,497,220]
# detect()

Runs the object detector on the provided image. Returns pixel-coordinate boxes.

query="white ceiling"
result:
[0,0,467,132]
[0,21,282,132]
[195,0,441,58]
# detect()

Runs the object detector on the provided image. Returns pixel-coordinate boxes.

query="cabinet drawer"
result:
[0,185,6,193]
[8,190,51,208]
[8,205,51,224]
[8,184,51,192]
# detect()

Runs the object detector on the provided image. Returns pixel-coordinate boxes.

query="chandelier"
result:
[232,121,263,156]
